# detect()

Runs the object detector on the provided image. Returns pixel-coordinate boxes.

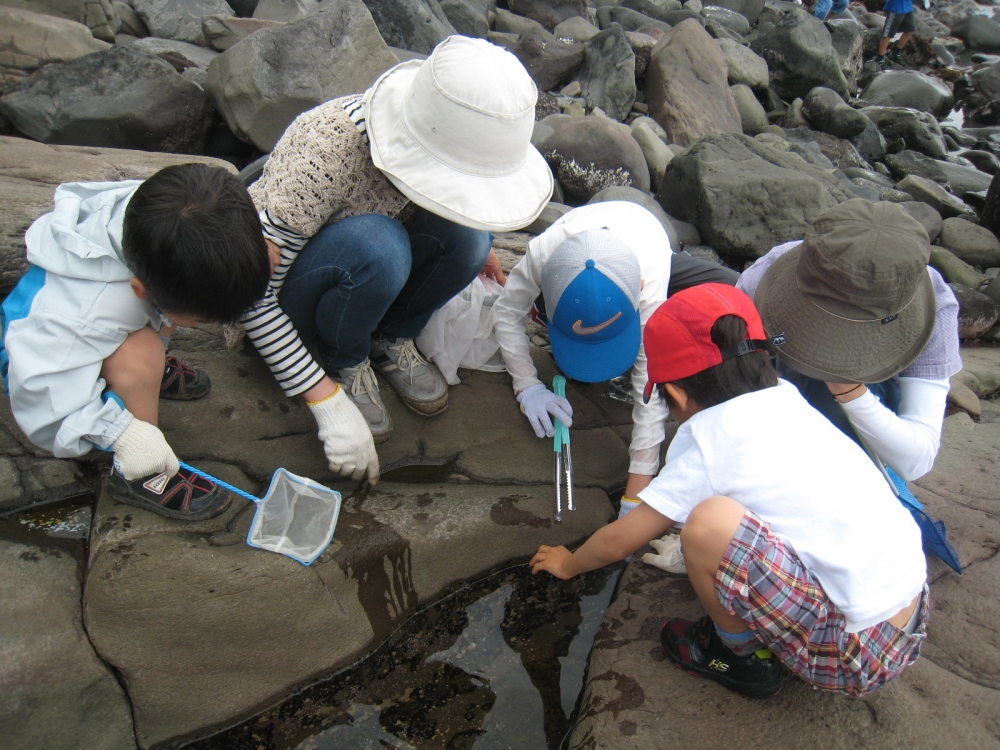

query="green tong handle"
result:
[552,375,570,450]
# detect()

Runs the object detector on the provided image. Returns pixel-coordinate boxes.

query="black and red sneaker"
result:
[659,616,782,698]
[160,356,212,401]
[107,465,231,521]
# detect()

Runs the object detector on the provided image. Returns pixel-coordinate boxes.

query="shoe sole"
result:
[659,625,782,699]
[107,479,233,521]
[381,380,449,417]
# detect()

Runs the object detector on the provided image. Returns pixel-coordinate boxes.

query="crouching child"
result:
[530,283,928,697]
[1,165,271,520]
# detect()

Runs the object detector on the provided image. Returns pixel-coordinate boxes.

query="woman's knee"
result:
[102,327,165,391]
[311,215,411,292]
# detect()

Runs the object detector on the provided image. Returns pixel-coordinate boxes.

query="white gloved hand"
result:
[112,415,180,481]
[516,383,573,438]
[308,386,380,484]
[642,534,688,575]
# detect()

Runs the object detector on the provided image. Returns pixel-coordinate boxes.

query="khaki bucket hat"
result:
[755,199,936,384]
[365,36,554,233]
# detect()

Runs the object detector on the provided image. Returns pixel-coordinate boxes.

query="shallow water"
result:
[185,563,623,750]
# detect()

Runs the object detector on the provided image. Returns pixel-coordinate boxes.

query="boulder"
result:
[523,200,572,233]
[716,38,769,91]
[783,128,868,170]
[826,17,865,92]
[657,133,853,259]
[596,5,671,35]
[494,7,550,36]
[929,246,989,290]
[630,116,673,190]
[626,30,658,77]
[588,185,681,250]
[554,15,601,41]
[700,4,748,35]
[578,24,636,121]
[0,136,238,294]
[622,0,682,21]
[360,0,455,53]
[895,174,978,220]
[962,61,1000,126]
[949,283,1000,338]
[861,70,954,118]
[113,0,149,35]
[534,113,650,200]
[951,14,1000,54]
[130,36,219,70]
[750,8,850,101]
[645,19,742,146]
[980,169,1000,236]
[849,116,887,162]
[884,150,993,197]
[704,0,763,25]
[1,540,137,750]
[959,149,1000,176]
[861,106,947,158]
[937,217,1000,269]
[900,200,943,243]
[204,0,397,152]
[800,86,869,138]
[252,0,324,20]
[508,0,588,31]
[201,14,284,50]
[0,47,215,154]
[730,83,769,136]
[0,0,118,41]
[0,6,110,92]
[131,0,232,44]
[511,32,585,92]
[439,0,492,37]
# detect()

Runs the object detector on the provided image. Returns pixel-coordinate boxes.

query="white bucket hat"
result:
[365,35,554,233]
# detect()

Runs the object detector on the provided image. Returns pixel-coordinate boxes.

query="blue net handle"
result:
[179,462,260,503]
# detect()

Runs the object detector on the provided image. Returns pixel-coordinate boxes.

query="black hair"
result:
[661,315,778,411]
[122,164,270,324]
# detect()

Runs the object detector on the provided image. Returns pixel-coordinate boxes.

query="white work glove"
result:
[642,534,688,575]
[516,383,573,439]
[112,416,180,481]
[308,386,380,484]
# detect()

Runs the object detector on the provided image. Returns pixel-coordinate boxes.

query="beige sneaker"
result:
[370,337,448,416]
[334,358,392,444]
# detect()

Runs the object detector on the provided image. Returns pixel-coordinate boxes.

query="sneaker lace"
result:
[347,359,381,402]
[387,339,427,383]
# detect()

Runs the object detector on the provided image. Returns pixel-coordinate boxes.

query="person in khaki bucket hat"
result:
[736,199,963,484]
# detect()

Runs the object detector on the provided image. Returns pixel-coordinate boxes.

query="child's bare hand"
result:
[530,545,575,579]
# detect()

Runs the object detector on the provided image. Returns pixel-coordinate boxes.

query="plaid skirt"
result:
[715,510,928,696]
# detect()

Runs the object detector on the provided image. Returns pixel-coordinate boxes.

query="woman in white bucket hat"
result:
[239,36,553,484]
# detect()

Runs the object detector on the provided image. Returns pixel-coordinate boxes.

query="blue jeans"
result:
[278,210,492,372]
[814,0,848,17]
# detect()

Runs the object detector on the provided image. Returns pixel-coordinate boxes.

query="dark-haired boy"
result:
[1,164,373,520]
[531,283,928,697]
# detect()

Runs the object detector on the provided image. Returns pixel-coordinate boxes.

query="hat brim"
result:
[755,246,936,384]
[366,62,554,233]
[548,314,641,383]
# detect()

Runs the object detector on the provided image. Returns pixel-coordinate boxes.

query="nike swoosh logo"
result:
[573,313,621,335]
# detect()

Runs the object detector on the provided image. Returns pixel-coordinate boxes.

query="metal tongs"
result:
[553,375,574,523]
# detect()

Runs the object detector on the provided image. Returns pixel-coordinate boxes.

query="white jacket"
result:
[493,202,674,476]
[1,181,168,457]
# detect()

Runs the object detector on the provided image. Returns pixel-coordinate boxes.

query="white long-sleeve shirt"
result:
[493,202,674,475]
[738,241,963,480]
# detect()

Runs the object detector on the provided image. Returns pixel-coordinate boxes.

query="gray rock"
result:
[131,36,219,69]
[703,17,745,43]
[509,0,588,31]
[631,116,674,190]
[596,5,671,35]
[523,201,572,233]
[588,185,681,250]
[1,540,137,750]
[959,149,1000,176]
[578,23,635,120]
[730,83,769,136]
[510,31,585,92]
[801,86,869,138]
[704,0,763,24]
[360,0,455,53]
[700,4,748,34]
[683,243,724,264]
[949,283,1000,338]
[439,0,492,37]
[826,17,865,92]
[657,133,853,259]
[900,200,943,242]
[861,106,947,158]
[625,30,658,77]
[494,6,551,36]
[0,6,110,93]
[252,0,323,20]
[784,128,867,170]
[750,8,850,101]
[201,14,284,50]
[983,274,1000,307]
[131,0,232,44]
[843,166,892,187]
[981,170,1000,237]
[112,0,149,35]
[951,13,1000,53]
[554,14,599,40]
[535,113,650,200]
[204,0,397,152]
[622,0,682,21]
[895,174,977,220]
[930,246,989,290]
[962,61,1000,127]
[852,177,911,201]
[0,0,119,41]
[645,19,742,146]
[884,150,993,198]
[861,70,954,118]
[938,217,1000,269]
[716,38,768,91]
[0,46,215,154]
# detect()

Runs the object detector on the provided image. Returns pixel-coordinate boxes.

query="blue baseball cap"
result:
[541,229,642,382]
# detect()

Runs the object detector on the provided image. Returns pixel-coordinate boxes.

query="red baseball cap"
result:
[642,283,770,403]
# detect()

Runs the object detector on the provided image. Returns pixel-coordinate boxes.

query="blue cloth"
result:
[883,0,913,15]
[813,0,849,18]
[277,210,492,372]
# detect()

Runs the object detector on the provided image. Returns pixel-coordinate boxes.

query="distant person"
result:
[804,0,848,21]
[530,283,928,698]
[875,0,916,68]
[492,202,738,515]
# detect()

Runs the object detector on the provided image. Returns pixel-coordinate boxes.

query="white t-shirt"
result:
[638,380,927,632]
[493,202,674,475]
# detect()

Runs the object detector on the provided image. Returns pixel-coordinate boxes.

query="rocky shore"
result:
[2,0,1000,746]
